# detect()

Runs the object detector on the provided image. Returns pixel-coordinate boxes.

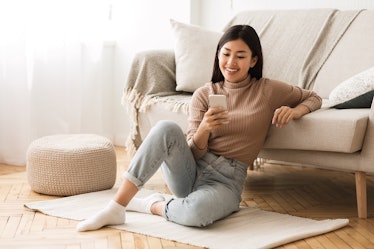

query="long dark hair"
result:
[211,25,263,83]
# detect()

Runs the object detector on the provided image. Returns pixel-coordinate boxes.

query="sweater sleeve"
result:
[263,79,322,112]
[186,85,210,160]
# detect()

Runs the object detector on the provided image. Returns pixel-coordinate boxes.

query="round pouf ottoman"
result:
[26,134,117,196]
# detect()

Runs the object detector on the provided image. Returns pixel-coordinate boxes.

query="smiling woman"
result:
[217,39,258,83]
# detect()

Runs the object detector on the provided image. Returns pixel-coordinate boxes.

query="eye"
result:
[222,53,230,57]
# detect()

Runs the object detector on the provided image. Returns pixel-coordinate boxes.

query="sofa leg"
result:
[355,171,367,218]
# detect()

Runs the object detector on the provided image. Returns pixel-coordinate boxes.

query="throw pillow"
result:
[334,90,374,109]
[328,66,374,109]
[170,19,223,92]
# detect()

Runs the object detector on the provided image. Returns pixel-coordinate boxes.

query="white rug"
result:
[24,188,349,249]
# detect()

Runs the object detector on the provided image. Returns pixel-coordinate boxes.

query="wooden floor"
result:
[1,147,374,249]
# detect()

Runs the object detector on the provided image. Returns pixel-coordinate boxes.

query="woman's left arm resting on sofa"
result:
[272,104,311,128]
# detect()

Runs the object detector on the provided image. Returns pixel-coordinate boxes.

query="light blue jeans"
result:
[124,120,248,227]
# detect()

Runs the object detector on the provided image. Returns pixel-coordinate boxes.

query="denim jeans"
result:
[124,120,248,227]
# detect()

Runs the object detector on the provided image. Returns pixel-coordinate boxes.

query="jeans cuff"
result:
[163,197,174,220]
[123,172,143,189]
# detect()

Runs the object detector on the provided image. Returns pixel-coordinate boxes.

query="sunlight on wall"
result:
[111,0,190,51]
[0,0,109,44]
[109,0,191,146]
[0,0,111,91]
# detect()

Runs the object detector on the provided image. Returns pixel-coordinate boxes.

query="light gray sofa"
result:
[123,9,374,218]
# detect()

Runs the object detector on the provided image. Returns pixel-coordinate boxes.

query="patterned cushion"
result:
[327,66,374,108]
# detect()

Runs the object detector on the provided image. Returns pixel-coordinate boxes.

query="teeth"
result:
[226,68,238,72]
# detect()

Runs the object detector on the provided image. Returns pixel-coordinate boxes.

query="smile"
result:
[226,68,238,72]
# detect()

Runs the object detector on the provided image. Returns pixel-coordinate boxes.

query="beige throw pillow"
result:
[170,19,222,92]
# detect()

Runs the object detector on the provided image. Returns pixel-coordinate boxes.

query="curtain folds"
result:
[0,0,114,165]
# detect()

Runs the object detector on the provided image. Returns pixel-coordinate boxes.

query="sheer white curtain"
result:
[0,0,114,166]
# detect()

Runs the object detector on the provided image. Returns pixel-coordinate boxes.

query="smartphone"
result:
[209,94,227,109]
[209,94,229,123]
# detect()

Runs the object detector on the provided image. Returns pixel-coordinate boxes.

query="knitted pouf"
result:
[26,134,117,196]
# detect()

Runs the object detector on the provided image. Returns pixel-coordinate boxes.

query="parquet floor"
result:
[0,146,373,249]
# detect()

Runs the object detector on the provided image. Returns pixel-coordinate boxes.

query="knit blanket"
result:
[122,9,363,154]
[122,49,186,154]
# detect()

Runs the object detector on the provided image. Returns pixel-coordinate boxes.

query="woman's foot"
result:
[126,193,165,214]
[76,193,165,232]
[76,200,126,232]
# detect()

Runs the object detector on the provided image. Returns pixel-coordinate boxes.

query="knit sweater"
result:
[186,76,322,165]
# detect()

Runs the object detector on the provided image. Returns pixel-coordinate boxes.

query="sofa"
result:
[122,9,374,219]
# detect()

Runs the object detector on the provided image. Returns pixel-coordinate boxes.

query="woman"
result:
[77,25,322,231]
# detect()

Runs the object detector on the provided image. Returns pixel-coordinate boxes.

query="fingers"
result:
[272,106,294,128]
[204,107,230,130]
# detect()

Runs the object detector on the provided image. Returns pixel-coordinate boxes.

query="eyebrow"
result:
[222,47,248,53]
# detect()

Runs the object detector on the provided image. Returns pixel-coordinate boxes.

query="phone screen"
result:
[209,95,227,109]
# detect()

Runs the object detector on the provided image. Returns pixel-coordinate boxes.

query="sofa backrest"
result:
[225,9,374,98]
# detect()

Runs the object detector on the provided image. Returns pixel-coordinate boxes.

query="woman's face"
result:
[218,39,258,83]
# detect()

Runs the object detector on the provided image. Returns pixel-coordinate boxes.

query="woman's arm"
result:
[266,79,322,128]
[186,85,230,159]
[272,104,310,128]
[193,107,230,149]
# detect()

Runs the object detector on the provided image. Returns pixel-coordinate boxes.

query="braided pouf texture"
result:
[26,134,117,196]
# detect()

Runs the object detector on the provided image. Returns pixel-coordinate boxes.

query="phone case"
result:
[209,95,227,109]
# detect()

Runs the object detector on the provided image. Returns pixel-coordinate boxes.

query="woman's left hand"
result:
[272,106,298,128]
[272,105,310,128]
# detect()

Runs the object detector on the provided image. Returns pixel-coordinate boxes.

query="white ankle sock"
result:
[126,193,165,214]
[76,200,126,232]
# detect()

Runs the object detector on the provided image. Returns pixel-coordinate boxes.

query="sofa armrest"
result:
[360,97,374,173]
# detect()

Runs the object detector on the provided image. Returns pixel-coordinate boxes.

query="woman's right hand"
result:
[192,107,230,151]
[200,107,230,132]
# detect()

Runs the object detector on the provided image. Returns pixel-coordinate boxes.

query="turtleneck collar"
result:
[223,75,254,89]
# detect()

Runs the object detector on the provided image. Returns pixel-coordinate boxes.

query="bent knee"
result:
[175,208,215,227]
[166,198,239,227]
[154,120,180,131]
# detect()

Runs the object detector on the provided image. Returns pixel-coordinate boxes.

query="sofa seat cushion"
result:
[264,108,370,153]
[139,96,369,154]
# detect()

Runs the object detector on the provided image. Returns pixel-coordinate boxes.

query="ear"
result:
[250,56,258,68]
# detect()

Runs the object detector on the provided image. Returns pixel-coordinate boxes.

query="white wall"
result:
[111,0,191,146]
[197,0,374,30]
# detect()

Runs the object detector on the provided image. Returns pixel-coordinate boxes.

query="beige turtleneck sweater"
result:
[186,76,322,165]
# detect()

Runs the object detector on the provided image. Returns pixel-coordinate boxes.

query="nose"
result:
[227,56,237,66]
